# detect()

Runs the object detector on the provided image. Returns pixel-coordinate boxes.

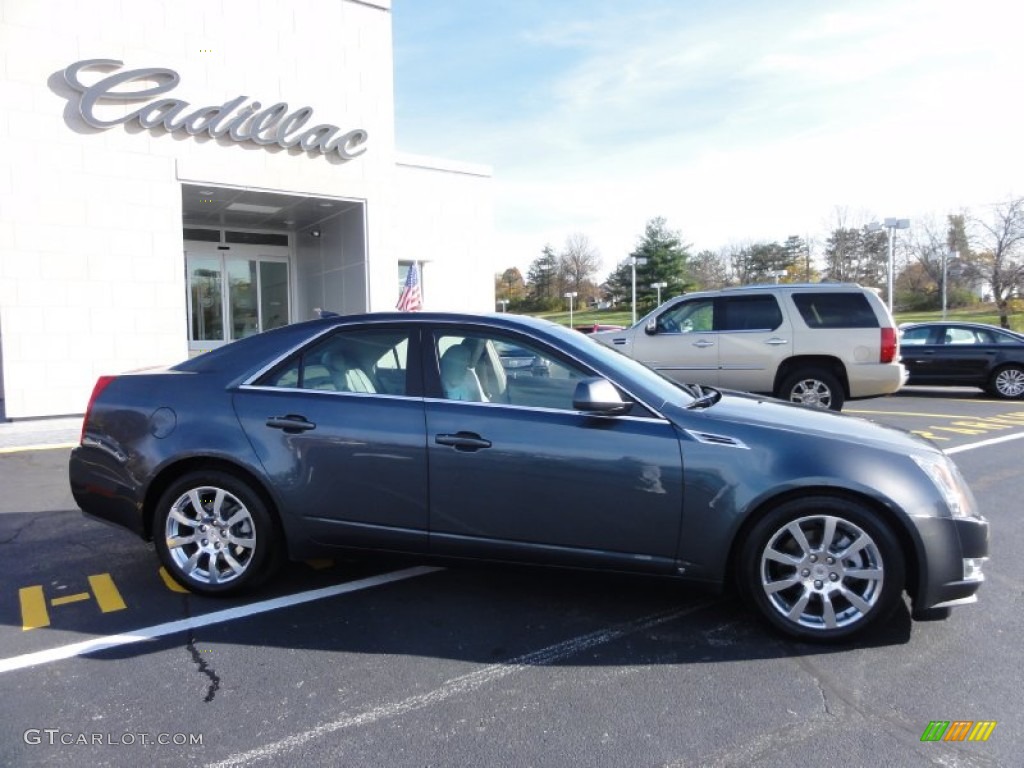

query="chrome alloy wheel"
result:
[993,367,1024,398]
[759,514,884,631]
[787,378,832,408]
[164,486,257,586]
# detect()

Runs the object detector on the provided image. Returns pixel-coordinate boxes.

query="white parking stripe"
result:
[207,600,715,768]
[0,566,442,675]
[945,431,1024,455]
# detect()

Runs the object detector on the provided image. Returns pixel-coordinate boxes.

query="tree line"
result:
[496,197,1024,327]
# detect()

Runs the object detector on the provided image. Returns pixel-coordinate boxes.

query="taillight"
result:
[81,376,116,444]
[880,327,897,363]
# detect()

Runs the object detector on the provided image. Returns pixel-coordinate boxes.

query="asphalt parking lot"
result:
[1,389,1021,767]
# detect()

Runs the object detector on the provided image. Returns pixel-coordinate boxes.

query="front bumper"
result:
[912,515,989,612]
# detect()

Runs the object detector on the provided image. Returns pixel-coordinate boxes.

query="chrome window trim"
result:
[237,317,676,421]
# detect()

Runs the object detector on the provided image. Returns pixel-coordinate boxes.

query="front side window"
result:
[656,299,714,333]
[434,332,590,410]
[259,328,411,396]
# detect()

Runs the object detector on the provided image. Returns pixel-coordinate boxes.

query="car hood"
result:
[664,389,940,457]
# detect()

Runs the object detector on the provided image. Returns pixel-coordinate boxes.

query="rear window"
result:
[791,292,879,329]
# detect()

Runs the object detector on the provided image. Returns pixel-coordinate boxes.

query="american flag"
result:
[396,262,422,312]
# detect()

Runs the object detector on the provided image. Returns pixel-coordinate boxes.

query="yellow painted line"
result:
[0,442,78,454]
[50,592,91,607]
[159,566,190,593]
[88,573,127,612]
[19,586,49,630]
[847,409,988,419]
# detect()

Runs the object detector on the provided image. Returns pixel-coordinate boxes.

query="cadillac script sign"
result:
[62,59,368,160]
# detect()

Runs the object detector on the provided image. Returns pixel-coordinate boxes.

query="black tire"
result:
[154,470,280,595]
[987,365,1024,399]
[738,496,904,642]
[778,368,845,411]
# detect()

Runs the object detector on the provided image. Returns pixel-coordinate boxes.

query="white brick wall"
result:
[0,0,490,418]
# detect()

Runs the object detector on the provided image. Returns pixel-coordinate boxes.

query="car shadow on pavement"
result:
[1,509,914,673]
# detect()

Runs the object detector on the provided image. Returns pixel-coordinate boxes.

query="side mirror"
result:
[573,378,632,415]
[644,319,658,336]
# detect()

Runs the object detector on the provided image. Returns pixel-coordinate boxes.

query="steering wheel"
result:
[660,315,680,333]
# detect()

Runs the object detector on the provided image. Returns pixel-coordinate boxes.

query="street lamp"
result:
[867,218,910,312]
[563,291,578,327]
[944,251,956,320]
[630,256,648,325]
[650,281,667,305]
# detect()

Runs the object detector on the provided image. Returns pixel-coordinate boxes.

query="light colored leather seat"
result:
[440,345,486,402]
[324,350,375,393]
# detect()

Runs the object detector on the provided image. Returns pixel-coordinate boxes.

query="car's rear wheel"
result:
[739,497,904,642]
[988,364,1024,399]
[779,369,845,411]
[154,471,279,595]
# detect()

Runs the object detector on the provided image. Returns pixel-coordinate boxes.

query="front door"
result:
[630,297,719,386]
[423,327,685,572]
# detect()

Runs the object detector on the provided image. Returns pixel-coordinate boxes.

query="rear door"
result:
[714,294,789,393]
[233,324,430,551]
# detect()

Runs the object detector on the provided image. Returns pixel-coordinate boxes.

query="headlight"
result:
[911,453,976,518]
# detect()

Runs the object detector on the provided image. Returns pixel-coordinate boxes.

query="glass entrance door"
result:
[186,243,291,353]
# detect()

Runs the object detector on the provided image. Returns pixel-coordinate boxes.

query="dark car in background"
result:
[900,321,1024,399]
[69,312,987,642]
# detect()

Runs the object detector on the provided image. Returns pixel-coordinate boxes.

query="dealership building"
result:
[0,0,494,419]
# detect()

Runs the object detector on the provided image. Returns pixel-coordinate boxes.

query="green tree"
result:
[823,227,887,287]
[526,245,562,310]
[732,241,794,283]
[607,217,691,315]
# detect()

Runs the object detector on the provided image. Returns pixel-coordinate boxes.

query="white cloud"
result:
[394,0,1024,277]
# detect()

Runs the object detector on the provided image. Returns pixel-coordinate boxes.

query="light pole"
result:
[943,251,955,320]
[563,291,577,327]
[650,281,667,306]
[630,256,648,325]
[868,218,910,312]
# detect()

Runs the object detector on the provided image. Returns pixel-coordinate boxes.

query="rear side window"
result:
[792,293,879,329]
[257,328,411,396]
[718,295,783,331]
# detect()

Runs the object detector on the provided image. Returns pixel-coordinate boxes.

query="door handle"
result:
[266,415,316,433]
[435,432,492,451]
[765,338,789,346]
[692,340,715,348]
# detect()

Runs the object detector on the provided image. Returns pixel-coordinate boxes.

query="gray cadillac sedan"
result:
[69,312,988,642]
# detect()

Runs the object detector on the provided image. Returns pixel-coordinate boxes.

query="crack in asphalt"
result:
[182,598,221,703]
[0,516,38,545]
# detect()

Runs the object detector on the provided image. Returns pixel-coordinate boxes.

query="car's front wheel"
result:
[778,368,845,411]
[988,364,1024,399]
[739,497,904,642]
[154,470,279,595]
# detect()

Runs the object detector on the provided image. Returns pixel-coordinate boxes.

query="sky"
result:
[391,0,1024,279]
